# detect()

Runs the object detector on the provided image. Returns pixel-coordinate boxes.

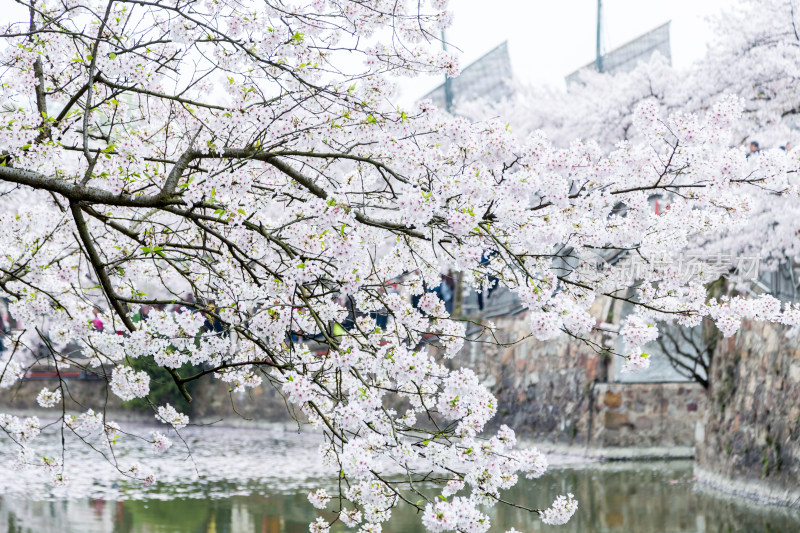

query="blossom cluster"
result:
[36,388,61,408]
[540,493,579,525]
[155,404,190,430]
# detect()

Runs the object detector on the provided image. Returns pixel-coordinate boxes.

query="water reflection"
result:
[1,461,798,533]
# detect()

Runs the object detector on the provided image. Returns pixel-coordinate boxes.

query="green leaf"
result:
[141,245,164,257]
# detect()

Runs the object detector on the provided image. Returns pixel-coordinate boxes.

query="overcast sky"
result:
[1,0,737,104]
[397,0,736,103]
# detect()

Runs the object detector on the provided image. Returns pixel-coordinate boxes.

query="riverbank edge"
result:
[0,406,699,461]
[529,442,800,511]
[518,440,695,463]
[694,465,800,509]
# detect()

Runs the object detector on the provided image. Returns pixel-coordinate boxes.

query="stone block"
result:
[524,372,540,387]
[634,415,654,430]
[604,411,630,430]
[789,363,800,384]
[695,420,705,444]
[604,391,623,409]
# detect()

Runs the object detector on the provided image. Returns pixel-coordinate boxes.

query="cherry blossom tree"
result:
[463,0,800,370]
[465,0,800,150]
[0,1,799,532]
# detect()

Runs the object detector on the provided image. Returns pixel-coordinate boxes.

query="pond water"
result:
[0,424,798,533]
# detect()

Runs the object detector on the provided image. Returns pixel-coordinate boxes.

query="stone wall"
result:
[0,372,295,425]
[464,305,705,450]
[0,377,128,415]
[695,319,800,506]
[462,308,602,444]
[189,376,297,424]
[591,382,705,448]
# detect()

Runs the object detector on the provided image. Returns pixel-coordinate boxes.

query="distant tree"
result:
[653,320,720,389]
[466,0,800,388]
